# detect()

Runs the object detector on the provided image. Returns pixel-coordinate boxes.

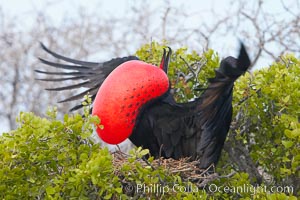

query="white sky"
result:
[1,0,289,24]
[1,0,293,64]
[1,0,293,55]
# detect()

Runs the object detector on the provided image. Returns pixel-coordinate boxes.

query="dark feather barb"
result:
[69,94,96,112]
[58,87,98,103]
[35,70,83,76]
[38,58,90,70]
[40,42,100,67]
[36,76,87,82]
[45,80,91,91]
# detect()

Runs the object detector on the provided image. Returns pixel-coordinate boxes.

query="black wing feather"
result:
[37,43,139,111]
[35,70,84,76]
[40,42,100,67]
[38,58,90,71]
[58,87,98,103]
[130,43,251,169]
[36,76,87,82]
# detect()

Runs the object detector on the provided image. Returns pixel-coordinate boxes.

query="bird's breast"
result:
[92,60,169,144]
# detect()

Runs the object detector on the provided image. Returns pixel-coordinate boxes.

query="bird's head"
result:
[92,48,171,144]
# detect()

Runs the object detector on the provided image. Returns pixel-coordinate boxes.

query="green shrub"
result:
[0,42,298,199]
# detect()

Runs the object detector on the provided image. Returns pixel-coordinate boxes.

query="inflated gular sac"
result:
[92,60,169,144]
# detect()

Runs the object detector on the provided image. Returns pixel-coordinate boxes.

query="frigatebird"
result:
[36,43,250,169]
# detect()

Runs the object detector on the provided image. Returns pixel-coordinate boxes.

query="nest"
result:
[112,150,219,189]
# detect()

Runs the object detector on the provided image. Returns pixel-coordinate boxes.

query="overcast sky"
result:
[0,0,298,133]
[1,0,289,31]
[1,0,294,57]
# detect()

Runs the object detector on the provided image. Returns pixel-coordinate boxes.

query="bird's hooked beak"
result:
[159,47,172,74]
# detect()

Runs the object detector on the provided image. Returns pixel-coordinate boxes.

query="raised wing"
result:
[130,43,251,169]
[36,43,139,111]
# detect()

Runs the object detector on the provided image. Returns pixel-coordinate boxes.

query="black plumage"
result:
[37,43,138,111]
[37,43,250,170]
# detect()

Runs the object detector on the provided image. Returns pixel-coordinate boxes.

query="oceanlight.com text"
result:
[207,183,293,194]
[123,183,294,196]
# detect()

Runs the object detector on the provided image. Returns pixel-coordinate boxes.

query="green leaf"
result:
[140,149,149,156]
[115,187,122,194]
[46,186,56,195]
[103,193,112,199]
[282,95,290,103]
[281,140,294,148]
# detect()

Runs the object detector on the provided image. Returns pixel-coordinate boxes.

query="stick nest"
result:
[112,150,219,188]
